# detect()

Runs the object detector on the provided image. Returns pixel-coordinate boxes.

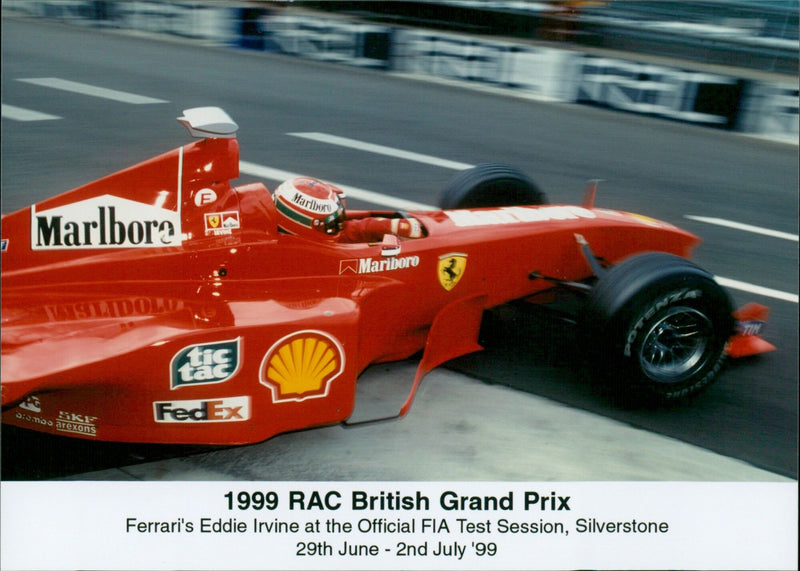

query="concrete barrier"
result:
[3,0,797,144]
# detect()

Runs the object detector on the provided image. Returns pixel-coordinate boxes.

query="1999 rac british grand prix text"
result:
[123,487,671,564]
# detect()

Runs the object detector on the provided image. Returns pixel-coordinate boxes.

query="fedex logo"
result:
[153,397,250,423]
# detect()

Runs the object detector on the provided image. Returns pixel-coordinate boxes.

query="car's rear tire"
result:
[582,252,734,404]
[440,163,547,209]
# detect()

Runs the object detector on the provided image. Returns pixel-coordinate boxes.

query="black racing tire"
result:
[439,163,547,209]
[582,252,734,404]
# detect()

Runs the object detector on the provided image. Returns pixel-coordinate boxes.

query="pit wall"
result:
[4,0,797,144]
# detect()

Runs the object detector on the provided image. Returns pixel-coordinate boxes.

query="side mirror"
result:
[177,107,238,139]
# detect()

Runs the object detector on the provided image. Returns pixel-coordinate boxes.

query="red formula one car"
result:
[1,107,774,444]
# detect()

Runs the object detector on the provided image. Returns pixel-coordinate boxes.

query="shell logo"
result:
[259,331,345,402]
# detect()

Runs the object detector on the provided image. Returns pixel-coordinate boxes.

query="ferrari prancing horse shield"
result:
[438,253,467,291]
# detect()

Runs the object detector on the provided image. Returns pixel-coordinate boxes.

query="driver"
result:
[273,177,423,242]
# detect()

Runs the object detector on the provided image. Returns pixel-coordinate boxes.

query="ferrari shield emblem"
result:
[438,253,467,291]
[205,214,221,228]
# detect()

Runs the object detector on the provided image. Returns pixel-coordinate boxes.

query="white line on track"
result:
[1,104,61,121]
[289,132,474,170]
[685,215,798,242]
[16,78,167,104]
[714,276,798,304]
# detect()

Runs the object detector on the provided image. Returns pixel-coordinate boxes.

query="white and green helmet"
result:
[273,177,345,239]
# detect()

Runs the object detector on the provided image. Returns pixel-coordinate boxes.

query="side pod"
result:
[345,294,486,426]
[399,294,487,416]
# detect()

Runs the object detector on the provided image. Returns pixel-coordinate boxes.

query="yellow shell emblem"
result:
[260,331,344,402]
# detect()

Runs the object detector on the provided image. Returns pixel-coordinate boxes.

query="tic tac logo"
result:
[438,253,467,291]
[260,331,344,402]
[31,194,181,249]
[171,338,241,389]
[153,397,250,423]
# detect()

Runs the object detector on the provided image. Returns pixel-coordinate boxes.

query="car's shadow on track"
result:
[450,304,796,479]
[450,303,622,407]
[2,303,795,480]
[0,427,220,480]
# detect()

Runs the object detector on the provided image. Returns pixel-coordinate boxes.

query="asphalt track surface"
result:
[1,17,797,482]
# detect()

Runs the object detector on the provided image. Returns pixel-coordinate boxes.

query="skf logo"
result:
[438,253,467,291]
[56,410,98,436]
[260,331,344,402]
[153,397,250,423]
[171,338,241,389]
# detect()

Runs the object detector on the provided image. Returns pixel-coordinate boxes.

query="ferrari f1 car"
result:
[1,107,775,444]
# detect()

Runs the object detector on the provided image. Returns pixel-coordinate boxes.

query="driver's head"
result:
[273,177,345,239]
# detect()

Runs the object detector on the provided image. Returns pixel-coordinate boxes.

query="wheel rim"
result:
[638,306,714,383]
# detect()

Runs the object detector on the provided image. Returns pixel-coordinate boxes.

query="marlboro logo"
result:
[31,194,180,250]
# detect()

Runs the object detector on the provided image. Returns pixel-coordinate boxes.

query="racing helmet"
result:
[273,177,345,239]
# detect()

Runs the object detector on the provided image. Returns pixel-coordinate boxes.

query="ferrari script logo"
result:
[259,331,345,402]
[438,253,467,291]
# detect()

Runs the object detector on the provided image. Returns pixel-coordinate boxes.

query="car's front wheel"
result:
[582,252,734,403]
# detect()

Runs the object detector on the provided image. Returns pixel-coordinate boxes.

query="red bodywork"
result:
[0,113,749,445]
